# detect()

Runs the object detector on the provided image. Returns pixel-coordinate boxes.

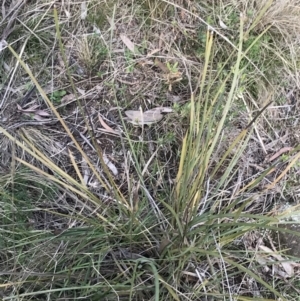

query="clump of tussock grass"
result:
[2,0,300,300]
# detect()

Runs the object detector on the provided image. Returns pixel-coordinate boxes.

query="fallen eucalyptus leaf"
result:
[61,93,75,104]
[76,87,85,96]
[98,113,120,135]
[17,104,39,112]
[35,110,50,116]
[120,34,140,55]
[259,245,295,278]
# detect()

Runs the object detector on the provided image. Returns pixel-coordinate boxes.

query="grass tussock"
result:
[1,0,300,300]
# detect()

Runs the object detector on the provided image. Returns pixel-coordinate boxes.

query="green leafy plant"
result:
[166,61,179,73]
[49,90,66,104]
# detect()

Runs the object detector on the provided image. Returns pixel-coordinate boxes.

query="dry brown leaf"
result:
[120,34,136,54]
[76,88,85,96]
[16,103,23,111]
[17,104,39,112]
[35,110,50,116]
[17,103,51,121]
[154,58,169,73]
[61,93,76,104]
[137,59,154,68]
[259,245,294,277]
[146,48,161,57]
[98,114,120,135]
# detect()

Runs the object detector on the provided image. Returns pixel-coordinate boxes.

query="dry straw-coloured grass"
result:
[1,0,300,300]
